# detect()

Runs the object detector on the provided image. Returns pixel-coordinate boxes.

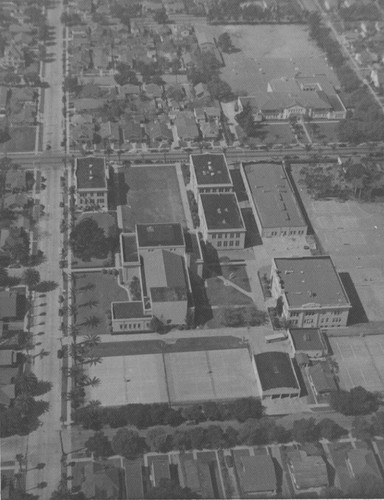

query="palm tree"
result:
[79,376,101,388]
[84,299,99,309]
[82,356,102,367]
[80,333,101,350]
[83,315,101,329]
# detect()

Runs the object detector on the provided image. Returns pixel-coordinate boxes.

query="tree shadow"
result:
[272,457,284,495]
[338,272,368,325]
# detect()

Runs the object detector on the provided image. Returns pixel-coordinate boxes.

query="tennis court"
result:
[87,347,260,406]
[330,336,384,393]
[87,354,169,406]
[164,348,260,404]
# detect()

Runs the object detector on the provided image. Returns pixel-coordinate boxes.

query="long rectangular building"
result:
[241,162,307,238]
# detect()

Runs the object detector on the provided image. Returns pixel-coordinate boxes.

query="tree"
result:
[329,387,379,415]
[111,429,146,458]
[150,316,167,334]
[114,63,139,86]
[147,479,198,499]
[33,281,58,292]
[154,8,169,24]
[217,32,233,53]
[317,418,347,441]
[372,411,384,436]
[205,425,225,449]
[83,315,101,329]
[230,398,263,422]
[292,418,320,443]
[70,219,114,260]
[347,473,384,498]
[351,416,374,441]
[207,77,234,101]
[85,431,113,458]
[202,401,222,421]
[146,427,171,453]
[129,276,141,300]
[23,268,40,288]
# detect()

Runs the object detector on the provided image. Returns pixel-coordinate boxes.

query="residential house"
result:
[345,448,382,480]
[371,68,384,89]
[121,120,143,144]
[3,193,30,211]
[72,98,107,112]
[194,28,216,53]
[307,361,338,398]
[143,83,163,99]
[75,156,109,210]
[0,87,8,117]
[148,455,171,487]
[72,459,127,499]
[270,257,352,328]
[194,82,210,100]
[235,454,277,497]
[253,351,301,399]
[98,121,121,147]
[174,111,199,142]
[0,44,24,68]
[78,75,118,89]
[200,121,220,140]
[145,120,173,146]
[287,451,329,491]
[179,456,215,498]
[71,123,94,147]
[119,84,141,98]
[324,0,339,10]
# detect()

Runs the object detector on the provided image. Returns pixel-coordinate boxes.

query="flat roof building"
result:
[198,193,246,250]
[75,157,109,210]
[288,328,328,359]
[190,153,233,195]
[241,162,307,238]
[271,256,351,328]
[254,351,300,399]
[136,223,185,251]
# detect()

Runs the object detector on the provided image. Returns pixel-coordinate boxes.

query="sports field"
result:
[119,164,187,229]
[330,336,384,393]
[200,24,339,94]
[292,165,384,321]
[87,346,260,406]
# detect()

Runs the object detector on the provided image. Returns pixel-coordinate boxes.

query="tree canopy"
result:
[70,218,116,261]
[329,387,379,415]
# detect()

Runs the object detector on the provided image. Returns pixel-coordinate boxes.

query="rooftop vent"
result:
[217,208,222,214]
[222,219,227,225]
[147,226,154,233]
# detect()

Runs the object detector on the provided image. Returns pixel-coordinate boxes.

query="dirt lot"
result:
[201,24,339,94]
[0,126,37,153]
[292,164,384,322]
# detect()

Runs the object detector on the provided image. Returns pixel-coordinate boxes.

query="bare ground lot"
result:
[118,165,187,229]
[200,25,339,95]
[0,127,37,153]
[291,164,384,321]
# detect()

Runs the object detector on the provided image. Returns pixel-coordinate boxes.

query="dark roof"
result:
[121,233,139,263]
[0,288,26,320]
[136,223,185,248]
[289,328,327,353]
[76,157,107,189]
[239,455,277,493]
[148,455,170,485]
[200,193,244,230]
[347,449,381,479]
[191,153,232,186]
[112,302,146,319]
[123,459,144,500]
[274,256,351,308]
[308,362,337,394]
[243,163,307,229]
[254,352,299,391]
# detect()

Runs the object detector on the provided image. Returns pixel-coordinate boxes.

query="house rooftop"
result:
[254,352,299,391]
[136,223,185,248]
[200,193,244,231]
[308,361,337,394]
[287,450,328,489]
[123,458,144,499]
[347,448,382,479]
[289,328,327,353]
[273,256,351,308]
[239,455,277,493]
[112,302,146,320]
[191,153,232,186]
[243,162,306,229]
[76,157,107,190]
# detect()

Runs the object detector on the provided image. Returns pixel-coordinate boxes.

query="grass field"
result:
[291,164,384,322]
[305,121,340,144]
[205,277,253,306]
[0,127,36,153]
[74,271,128,336]
[248,123,296,146]
[200,25,339,94]
[119,165,187,229]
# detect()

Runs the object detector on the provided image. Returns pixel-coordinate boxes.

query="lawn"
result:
[72,212,118,269]
[118,165,187,230]
[0,127,37,153]
[205,305,265,329]
[205,277,253,306]
[306,121,340,144]
[73,271,129,336]
[201,25,339,94]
